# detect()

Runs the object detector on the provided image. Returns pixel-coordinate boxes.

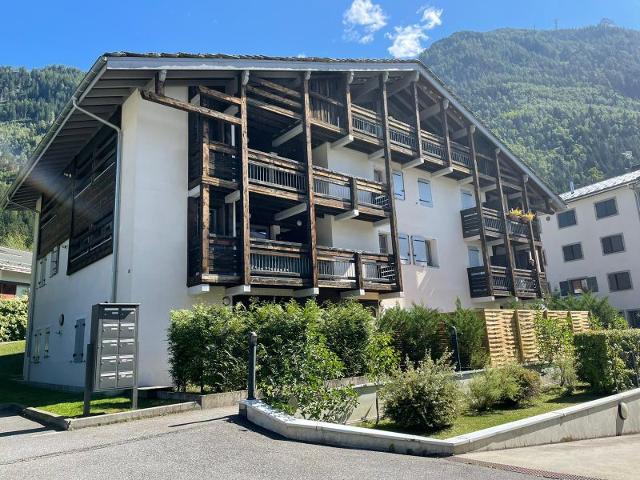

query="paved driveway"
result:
[0,409,53,439]
[0,406,539,480]
[459,434,640,480]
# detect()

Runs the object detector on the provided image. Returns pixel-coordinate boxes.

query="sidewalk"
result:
[457,434,640,480]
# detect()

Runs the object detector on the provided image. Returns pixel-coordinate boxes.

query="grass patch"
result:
[0,340,175,418]
[359,386,603,439]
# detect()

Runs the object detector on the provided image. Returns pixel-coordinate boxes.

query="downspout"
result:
[72,99,122,303]
[24,197,41,382]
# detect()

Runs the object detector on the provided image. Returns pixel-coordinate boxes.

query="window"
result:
[418,179,433,207]
[392,171,405,200]
[559,277,598,296]
[628,310,640,329]
[411,236,437,267]
[468,246,482,268]
[37,258,46,288]
[398,234,411,264]
[562,243,583,262]
[557,209,577,228]
[50,246,59,277]
[595,198,618,219]
[608,271,633,292]
[461,190,475,210]
[601,234,625,255]
[378,233,389,254]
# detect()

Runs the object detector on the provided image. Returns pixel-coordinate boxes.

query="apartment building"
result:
[541,169,640,326]
[0,247,31,298]
[2,54,562,387]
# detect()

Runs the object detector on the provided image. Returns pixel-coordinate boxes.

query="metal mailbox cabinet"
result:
[89,303,139,392]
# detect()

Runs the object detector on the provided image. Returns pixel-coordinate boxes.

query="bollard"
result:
[247,331,258,400]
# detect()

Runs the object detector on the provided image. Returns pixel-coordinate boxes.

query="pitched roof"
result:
[0,247,32,275]
[0,52,564,211]
[561,169,640,202]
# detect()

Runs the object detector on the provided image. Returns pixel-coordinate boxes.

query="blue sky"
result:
[2,0,640,69]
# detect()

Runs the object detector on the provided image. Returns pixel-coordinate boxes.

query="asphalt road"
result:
[0,406,539,480]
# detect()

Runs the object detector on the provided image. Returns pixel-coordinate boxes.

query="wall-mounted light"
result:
[296,220,302,227]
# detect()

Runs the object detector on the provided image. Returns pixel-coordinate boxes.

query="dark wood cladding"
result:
[67,126,117,275]
[38,186,72,259]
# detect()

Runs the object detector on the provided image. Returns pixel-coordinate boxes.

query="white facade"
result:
[540,176,640,326]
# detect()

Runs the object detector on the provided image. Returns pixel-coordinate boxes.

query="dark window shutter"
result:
[559,281,569,297]
[587,277,599,293]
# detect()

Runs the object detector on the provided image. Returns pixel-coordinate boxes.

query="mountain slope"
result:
[0,66,83,249]
[421,22,640,192]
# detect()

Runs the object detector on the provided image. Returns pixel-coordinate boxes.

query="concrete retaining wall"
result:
[240,387,640,456]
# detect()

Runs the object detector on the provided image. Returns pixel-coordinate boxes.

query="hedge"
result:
[0,296,28,342]
[574,329,640,394]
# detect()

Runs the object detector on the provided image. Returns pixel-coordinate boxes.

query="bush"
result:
[168,304,248,393]
[443,300,489,369]
[0,296,28,342]
[319,301,374,377]
[574,329,640,394]
[546,292,627,329]
[380,355,462,431]
[468,364,541,411]
[379,305,443,367]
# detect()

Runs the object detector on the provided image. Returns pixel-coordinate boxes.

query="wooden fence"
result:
[481,309,590,367]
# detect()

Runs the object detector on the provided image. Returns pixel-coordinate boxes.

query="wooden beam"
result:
[252,77,301,99]
[379,73,403,293]
[198,86,241,105]
[344,72,354,137]
[140,90,241,125]
[350,177,359,211]
[522,176,544,297]
[468,125,493,296]
[368,148,385,160]
[273,202,307,221]
[451,127,468,140]
[419,99,448,121]
[429,166,454,178]
[330,134,354,149]
[246,97,300,120]
[293,287,319,298]
[388,71,420,97]
[225,190,240,203]
[411,81,424,161]
[440,99,453,168]
[353,74,382,102]
[272,123,303,147]
[154,70,167,95]
[225,285,251,297]
[335,209,359,221]
[495,149,519,297]
[301,72,319,289]
[239,74,251,286]
[401,157,424,170]
[458,176,474,185]
[341,289,365,298]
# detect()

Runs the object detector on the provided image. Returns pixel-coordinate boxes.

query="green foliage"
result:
[444,300,489,369]
[378,304,443,367]
[365,331,399,382]
[546,292,628,329]
[380,355,462,431]
[167,304,248,393]
[468,364,542,411]
[318,301,374,377]
[421,24,640,192]
[574,329,640,394]
[533,310,573,364]
[0,295,28,342]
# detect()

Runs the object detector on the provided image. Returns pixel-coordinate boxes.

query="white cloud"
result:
[386,25,429,58]
[419,6,443,30]
[343,0,388,44]
[387,5,443,58]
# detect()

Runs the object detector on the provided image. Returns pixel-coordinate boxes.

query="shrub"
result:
[546,292,627,329]
[364,331,400,425]
[168,304,248,393]
[319,301,374,377]
[468,364,541,411]
[379,305,443,367]
[0,296,28,342]
[574,329,640,393]
[443,300,489,369]
[380,354,462,431]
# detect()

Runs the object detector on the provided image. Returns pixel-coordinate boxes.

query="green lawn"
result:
[359,386,603,439]
[0,340,173,418]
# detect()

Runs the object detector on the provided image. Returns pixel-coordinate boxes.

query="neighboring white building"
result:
[0,247,31,298]
[540,169,640,326]
[2,54,562,388]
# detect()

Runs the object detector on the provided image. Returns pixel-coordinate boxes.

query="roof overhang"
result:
[2,53,565,211]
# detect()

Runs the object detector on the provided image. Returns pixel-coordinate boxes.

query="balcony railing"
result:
[313,167,390,214]
[461,206,540,240]
[467,265,542,298]
[249,238,310,280]
[248,150,307,194]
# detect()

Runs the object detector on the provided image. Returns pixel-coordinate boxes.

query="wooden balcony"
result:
[460,206,540,241]
[467,265,542,299]
[201,237,398,292]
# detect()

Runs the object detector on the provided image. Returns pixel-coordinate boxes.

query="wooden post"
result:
[411,81,424,161]
[379,73,403,292]
[344,72,354,136]
[440,100,452,168]
[239,72,251,286]
[468,125,493,296]
[200,116,210,277]
[513,310,526,363]
[355,252,364,291]
[494,149,518,297]
[349,177,359,211]
[522,176,544,297]
[301,71,319,289]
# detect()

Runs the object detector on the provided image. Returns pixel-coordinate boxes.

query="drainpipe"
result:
[24,197,42,382]
[72,99,122,303]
